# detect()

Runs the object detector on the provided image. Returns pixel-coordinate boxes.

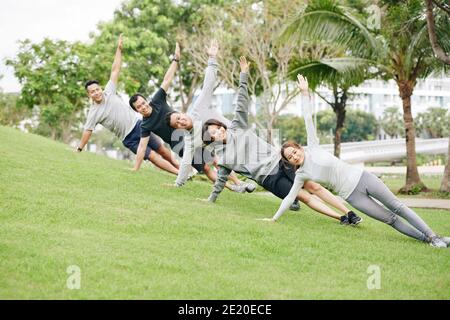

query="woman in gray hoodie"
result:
[202,57,361,224]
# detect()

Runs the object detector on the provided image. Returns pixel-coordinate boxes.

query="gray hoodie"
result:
[208,72,281,202]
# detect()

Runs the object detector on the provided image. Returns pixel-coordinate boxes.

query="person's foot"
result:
[429,236,447,248]
[348,211,363,226]
[187,169,198,181]
[230,184,246,193]
[289,200,300,211]
[340,215,350,225]
[438,236,450,247]
[244,182,256,193]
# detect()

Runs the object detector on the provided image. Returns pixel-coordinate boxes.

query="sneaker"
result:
[439,236,450,247]
[348,211,363,226]
[340,215,350,225]
[429,236,447,248]
[289,200,300,211]
[187,169,198,181]
[244,182,256,193]
[230,184,246,193]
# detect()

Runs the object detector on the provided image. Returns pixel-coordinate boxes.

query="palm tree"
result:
[282,0,447,193]
[288,42,374,157]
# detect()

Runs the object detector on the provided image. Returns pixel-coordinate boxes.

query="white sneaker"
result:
[429,236,447,248]
[244,182,256,193]
[230,184,246,193]
[187,168,198,180]
[439,236,450,247]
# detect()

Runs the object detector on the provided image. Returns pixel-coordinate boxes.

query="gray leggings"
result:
[346,171,435,242]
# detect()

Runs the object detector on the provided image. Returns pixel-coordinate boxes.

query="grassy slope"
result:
[0,125,449,300]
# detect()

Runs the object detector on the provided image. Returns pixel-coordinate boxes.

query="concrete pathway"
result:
[365,166,445,175]
[257,192,450,210]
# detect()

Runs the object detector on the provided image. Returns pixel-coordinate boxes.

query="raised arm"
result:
[231,56,251,129]
[297,75,319,147]
[271,174,305,221]
[134,136,150,171]
[110,34,123,86]
[208,166,232,202]
[174,131,194,186]
[190,40,219,119]
[161,42,181,92]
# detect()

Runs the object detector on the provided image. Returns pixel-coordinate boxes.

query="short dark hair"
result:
[85,80,100,90]
[165,111,180,127]
[202,119,228,145]
[129,93,147,111]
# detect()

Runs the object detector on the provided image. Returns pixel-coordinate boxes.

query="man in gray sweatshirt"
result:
[166,39,254,193]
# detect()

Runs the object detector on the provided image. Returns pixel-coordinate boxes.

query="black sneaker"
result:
[340,215,350,225]
[348,211,362,226]
[289,200,300,211]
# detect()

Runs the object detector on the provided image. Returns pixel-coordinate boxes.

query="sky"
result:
[0,0,124,92]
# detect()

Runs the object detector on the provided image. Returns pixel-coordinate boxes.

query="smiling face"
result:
[133,96,152,117]
[283,145,305,166]
[169,112,193,130]
[86,83,104,104]
[207,124,227,143]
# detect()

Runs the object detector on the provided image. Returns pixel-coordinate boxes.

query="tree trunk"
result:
[425,0,450,66]
[333,105,346,158]
[440,133,450,192]
[332,89,347,158]
[397,81,429,193]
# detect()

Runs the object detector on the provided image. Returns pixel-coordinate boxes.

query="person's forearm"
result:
[208,167,230,202]
[112,45,122,74]
[78,130,92,150]
[302,96,319,146]
[134,146,146,171]
[161,60,179,90]
[231,72,250,128]
[272,179,302,221]
[175,149,193,186]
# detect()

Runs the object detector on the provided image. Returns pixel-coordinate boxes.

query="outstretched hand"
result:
[239,56,250,73]
[257,218,276,223]
[297,74,309,95]
[206,39,219,58]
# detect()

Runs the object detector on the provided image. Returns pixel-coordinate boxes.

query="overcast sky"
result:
[0,0,124,92]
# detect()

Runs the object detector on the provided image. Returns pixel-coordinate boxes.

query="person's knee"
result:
[304,181,322,193]
[381,212,397,225]
[297,191,311,203]
[203,164,211,173]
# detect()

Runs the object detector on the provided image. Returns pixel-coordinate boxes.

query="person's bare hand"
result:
[297,74,309,95]
[206,39,219,58]
[256,218,276,223]
[239,56,250,73]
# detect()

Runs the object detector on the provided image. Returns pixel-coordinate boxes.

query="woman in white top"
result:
[263,75,449,248]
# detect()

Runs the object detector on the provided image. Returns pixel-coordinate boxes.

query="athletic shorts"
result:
[261,161,297,199]
[189,147,216,174]
[122,120,162,160]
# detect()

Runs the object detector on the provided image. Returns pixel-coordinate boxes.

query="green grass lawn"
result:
[380,175,449,199]
[0,125,449,300]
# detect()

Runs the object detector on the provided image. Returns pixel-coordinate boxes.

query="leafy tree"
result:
[6,39,91,142]
[315,109,377,142]
[416,107,449,138]
[0,90,31,127]
[178,0,307,143]
[380,106,404,139]
[276,115,307,145]
[89,0,227,111]
[282,0,449,193]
